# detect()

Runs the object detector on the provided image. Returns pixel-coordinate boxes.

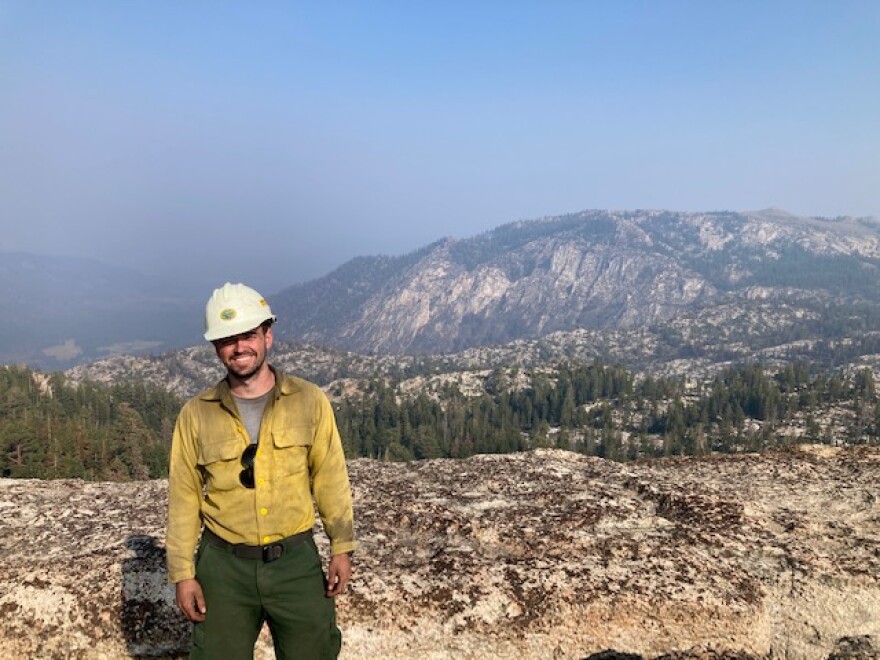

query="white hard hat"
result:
[204,282,277,341]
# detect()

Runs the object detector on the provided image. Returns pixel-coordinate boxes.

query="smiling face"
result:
[212,324,274,383]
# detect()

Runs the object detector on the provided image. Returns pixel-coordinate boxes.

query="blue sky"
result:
[2,1,878,294]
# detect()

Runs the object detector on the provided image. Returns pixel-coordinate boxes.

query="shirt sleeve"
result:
[308,390,357,556]
[166,402,204,583]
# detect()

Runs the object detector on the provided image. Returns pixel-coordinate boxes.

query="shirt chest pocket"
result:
[198,434,244,492]
[272,427,312,479]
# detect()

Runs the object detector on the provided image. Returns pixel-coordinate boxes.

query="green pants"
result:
[190,536,341,660]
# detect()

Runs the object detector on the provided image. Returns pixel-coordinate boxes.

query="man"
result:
[166,282,356,660]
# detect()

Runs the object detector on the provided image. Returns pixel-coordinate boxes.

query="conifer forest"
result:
[2,360,879,480]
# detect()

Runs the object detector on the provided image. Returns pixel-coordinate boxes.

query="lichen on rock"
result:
[1,445,878,659]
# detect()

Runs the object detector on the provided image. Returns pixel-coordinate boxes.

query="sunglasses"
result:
[240,443,257,488]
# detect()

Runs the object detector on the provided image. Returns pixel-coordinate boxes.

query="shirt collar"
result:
[199,365,301,402]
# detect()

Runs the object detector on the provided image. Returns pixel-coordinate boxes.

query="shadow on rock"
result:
[827,636,879,660]
[583,639,880,660]
[583,649,766,660]
[122,535,191,658]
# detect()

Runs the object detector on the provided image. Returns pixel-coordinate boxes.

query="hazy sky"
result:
[2,1,878,294]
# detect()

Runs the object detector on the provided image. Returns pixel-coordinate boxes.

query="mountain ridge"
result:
[270,208,880,354]
[7,207,880,369]
[0,252,203,369]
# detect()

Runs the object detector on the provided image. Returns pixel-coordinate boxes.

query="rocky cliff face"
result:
[1,445,878,659]
[270,209,880,354]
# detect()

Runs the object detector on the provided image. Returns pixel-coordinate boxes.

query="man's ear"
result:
[264,325,274,350]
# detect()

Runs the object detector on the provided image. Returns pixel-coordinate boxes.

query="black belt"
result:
[202,527,312,563]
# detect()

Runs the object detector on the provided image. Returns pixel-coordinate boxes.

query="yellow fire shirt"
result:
[166,370,357,583]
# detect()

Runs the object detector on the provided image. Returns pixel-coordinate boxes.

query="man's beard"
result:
[226,350,266,380]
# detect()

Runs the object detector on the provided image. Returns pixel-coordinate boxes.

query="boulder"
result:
[1,445,878,659]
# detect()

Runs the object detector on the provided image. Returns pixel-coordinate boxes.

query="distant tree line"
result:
[2,359,879,481]
[334,361,880,462]
[0,366,178,480]
[335,363,634,460]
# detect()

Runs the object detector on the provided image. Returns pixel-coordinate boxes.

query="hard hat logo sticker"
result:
[220,308,237,321]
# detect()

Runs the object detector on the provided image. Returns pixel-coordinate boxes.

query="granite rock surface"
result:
[1,445,878,659]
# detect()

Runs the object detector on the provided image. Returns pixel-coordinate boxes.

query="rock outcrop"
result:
[1,445,879,659]
[271,209,880,354]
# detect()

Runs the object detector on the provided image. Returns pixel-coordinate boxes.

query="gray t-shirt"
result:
[233,390,272,444]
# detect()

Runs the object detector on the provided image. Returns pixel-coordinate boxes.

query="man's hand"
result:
[176,578,207,622]
[326,553,352,597]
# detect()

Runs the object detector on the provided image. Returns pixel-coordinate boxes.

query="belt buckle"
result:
[262,543,284,562]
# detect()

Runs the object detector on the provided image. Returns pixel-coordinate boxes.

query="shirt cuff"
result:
[330,540,357,556]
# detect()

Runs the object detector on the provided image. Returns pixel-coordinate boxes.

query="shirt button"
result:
[260,508,269,515]
[258,477,266,485]
[263,536,270,544]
